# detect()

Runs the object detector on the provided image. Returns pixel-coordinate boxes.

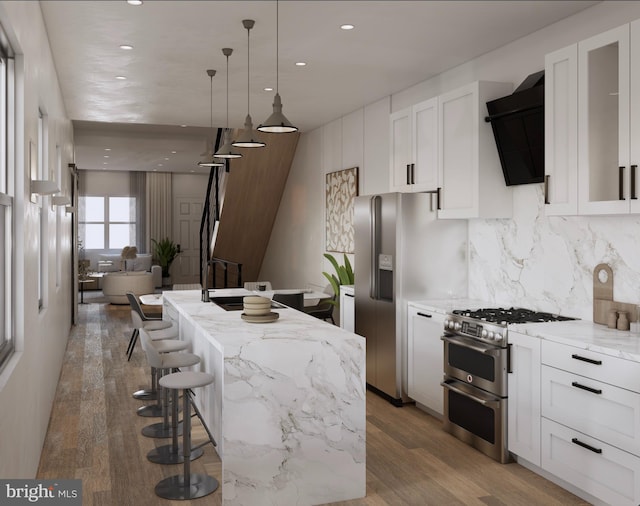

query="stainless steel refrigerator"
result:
[354,192,467,404]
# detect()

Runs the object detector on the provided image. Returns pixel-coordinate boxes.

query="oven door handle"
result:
[441,335,502,356]
[441,380,500,408]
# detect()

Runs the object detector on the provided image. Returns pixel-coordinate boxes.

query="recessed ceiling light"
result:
[104,148,111,151]
[180,125,187,128]
[171,150,177,154]
[264,87,273,92]
[158,163,163,167]
[164,157,169,161]
[295,62,307,67]
[119,44,134,50]
[115,75,127,80]
[340,24,355,30]
[127,0,143,5]
[104,155,109,158]
[103,162,108,165]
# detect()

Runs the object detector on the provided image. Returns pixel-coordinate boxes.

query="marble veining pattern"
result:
[469,184,640,321]
[163,290,366,506]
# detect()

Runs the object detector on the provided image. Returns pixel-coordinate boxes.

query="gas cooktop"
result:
[451,307,576,325]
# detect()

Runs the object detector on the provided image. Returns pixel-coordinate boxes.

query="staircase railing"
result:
[199,129,243,295]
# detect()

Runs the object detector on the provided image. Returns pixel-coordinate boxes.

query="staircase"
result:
[200,128,299,289]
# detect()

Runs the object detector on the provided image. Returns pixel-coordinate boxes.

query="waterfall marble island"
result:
[162,289,366,505]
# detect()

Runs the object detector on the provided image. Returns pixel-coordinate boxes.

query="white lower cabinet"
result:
[541,418,640,506]
[507,331,541,466]
[407,304,445,416]
[540,339,640,506]
[339,286,354,332]
[541,365,640,456]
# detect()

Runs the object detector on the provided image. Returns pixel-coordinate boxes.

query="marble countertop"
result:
[407,297,640,363]
[162,289,367,505]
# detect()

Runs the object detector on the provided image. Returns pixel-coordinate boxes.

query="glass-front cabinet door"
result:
[578,24,630,214]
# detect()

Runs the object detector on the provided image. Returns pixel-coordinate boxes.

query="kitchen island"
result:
[162,289,366,505]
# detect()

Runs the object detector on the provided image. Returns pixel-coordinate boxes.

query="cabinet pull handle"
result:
[571,437,602,454]
[436,187,442,210]
[544,175,550,205]
[417,312,432,318]
[406,165,411,185]
[632,165,637,200]
[411,163,415,184]
[619,166,625,200]
[344,293,354,298]
[571,381,602,395]
[571,353,602,365]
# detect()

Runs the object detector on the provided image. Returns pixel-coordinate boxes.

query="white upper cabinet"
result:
[545,44,579,215]
[576,22,640,215]
[389,97,438,193]
[437,81,513,219]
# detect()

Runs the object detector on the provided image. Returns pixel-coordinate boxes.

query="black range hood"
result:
[485,71,544,186]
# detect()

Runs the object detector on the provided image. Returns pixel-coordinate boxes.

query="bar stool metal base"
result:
[137,404,162,417]
[147,444,203,465]
[132,388,157,401]
[142,421,183,439]
[155,474,218,500]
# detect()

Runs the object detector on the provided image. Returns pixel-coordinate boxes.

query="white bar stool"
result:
[155,371,218,500]
[138,330,198,444]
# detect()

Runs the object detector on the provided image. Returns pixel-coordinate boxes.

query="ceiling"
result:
[40,0,599,173]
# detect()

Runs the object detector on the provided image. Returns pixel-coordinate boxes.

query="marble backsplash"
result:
[468,184,640,321]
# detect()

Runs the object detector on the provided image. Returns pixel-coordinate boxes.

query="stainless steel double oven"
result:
[440,307,575,464]
[441,312,510,463]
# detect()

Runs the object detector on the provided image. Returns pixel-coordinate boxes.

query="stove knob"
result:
[481,329,488,338]
[443,319,449,329]
[494,332,503,342]
[448,321,456,330]
[453,322,462,331]
[487,331,495,340]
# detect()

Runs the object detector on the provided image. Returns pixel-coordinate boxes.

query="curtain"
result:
[146,172,172,253]
[130,171,146,253]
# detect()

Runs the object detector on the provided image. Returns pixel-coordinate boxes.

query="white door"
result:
[411,97,439,192]
[389,107,412,192]
[508,331,542,466]
[544,44,579,216]
[407,305,445,416]
[577,24,630,215]
[172,197,203,285]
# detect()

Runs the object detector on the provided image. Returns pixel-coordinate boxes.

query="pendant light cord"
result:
[210,74,213,130]
[247,24,250,115]
[276,0,279,94]
[225,53,229,130]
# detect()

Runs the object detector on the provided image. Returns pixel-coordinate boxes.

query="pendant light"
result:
[215,48,243,159]
[198,69,224,167]
[232,20,266,148]
[258,0,298,133]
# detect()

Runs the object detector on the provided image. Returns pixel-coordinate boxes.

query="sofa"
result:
[98,253,162,288]
[102,271,155,304]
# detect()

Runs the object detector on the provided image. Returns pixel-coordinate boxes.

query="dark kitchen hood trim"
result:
[485,70,545,186]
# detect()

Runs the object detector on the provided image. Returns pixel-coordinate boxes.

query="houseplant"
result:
[322,253,354,306]
[152,237,178,282]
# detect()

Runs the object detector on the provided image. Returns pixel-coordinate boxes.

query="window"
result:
[0,22,14,370]
[79,196,136,250]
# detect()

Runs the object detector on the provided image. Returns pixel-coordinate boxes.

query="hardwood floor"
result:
[37,301,589,506]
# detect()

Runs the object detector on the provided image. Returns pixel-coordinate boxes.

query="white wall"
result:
[262,1,640,321]
[0,1,74,478]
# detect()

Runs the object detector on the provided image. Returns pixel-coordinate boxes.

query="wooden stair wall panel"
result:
[212,129,299,285]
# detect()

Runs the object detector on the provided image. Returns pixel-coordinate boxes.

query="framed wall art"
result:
[325,166,358,253]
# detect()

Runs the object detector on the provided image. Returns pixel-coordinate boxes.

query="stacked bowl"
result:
[242,296,279,323]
